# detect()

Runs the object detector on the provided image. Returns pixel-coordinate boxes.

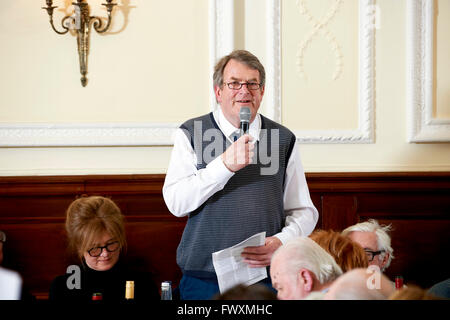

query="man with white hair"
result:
[270,237,343,300]
[342,219,394,272]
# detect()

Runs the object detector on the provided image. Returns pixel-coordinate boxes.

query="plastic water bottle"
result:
[161,281,172,300]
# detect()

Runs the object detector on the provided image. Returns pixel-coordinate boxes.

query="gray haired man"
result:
[342,219,394,272]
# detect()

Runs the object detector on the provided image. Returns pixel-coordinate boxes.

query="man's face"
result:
[270,254,308,300]
[348,231,388,270]
[214,59,264,128]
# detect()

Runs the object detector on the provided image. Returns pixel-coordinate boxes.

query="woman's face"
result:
[83,231,120,271]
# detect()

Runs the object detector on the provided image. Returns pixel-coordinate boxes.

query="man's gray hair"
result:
[213,50,266,89]
[272,237,343,285]
[342,219,394,271]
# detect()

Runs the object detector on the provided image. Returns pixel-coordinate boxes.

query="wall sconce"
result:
[42,0,117,87]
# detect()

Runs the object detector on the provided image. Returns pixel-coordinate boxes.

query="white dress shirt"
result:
[163,108,318,244]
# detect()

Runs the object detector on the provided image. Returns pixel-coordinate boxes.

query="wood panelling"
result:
[0,173,449,299]
[0,175,186,299]
[321,195,358,230]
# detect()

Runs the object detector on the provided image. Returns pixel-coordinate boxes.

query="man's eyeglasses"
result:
[364,249,385,262]
[224,81,262,90]
[87,241,120,257]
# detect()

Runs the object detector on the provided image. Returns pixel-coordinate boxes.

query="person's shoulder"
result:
[51,272,70,286]
[180,112,213,129]
[260,115,296,138]
[260,114,296,143]
[121,267,156,284]
[116,262,154,280]
[48,272,71,300]
[49,264,84,298]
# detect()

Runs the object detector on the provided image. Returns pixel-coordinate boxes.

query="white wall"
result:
[0,0,449,176]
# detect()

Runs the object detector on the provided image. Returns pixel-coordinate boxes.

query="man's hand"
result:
[221,134,254,172]
[241,236,282,268]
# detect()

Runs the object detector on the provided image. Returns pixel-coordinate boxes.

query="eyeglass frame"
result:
[87,241,120,257]
[224,81,262,90]
[364,249,385,262]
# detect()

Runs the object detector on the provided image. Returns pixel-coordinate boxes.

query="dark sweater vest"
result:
[177,112,296,280]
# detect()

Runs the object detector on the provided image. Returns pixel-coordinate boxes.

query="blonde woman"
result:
[49,196,159,301]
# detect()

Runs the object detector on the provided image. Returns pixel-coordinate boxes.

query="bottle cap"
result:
[162,281,170,288]
[92,292,102,300]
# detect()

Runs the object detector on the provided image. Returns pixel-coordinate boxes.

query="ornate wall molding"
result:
[264,0,282,122]
[296,0,344,81]
[406,0,450,143]
[209,0,235,112]
[0,122,179,147]
[268,0,375,143]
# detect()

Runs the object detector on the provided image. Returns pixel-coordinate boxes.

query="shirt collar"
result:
[213,107,261,142]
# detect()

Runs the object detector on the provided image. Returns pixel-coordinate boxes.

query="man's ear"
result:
[298,268,314,292]
[214,85,222,104]
[260,85,265,98]
[380,252,390,269]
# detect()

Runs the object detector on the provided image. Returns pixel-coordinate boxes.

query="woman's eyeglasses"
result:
[87,241,120,257]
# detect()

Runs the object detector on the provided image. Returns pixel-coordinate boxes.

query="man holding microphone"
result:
[163,50,318,299]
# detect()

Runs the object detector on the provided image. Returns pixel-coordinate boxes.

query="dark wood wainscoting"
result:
[1,173,449,299]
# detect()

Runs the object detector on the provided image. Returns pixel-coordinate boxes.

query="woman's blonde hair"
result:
[309,229,368,273]
[65,196,126,260]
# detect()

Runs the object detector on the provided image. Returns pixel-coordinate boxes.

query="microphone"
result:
[239,107,251,137]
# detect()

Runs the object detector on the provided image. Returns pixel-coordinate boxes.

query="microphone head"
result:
[239,107,251,122]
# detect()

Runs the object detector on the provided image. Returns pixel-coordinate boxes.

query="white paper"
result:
[212,232,267,293]
[0,267,22,300]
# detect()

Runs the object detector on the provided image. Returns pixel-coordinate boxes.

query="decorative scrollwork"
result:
[296,0,343,81]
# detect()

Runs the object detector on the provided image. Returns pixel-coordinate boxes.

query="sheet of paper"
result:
[212,231,267,293]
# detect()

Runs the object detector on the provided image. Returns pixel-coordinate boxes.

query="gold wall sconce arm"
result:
[42,0,117,87]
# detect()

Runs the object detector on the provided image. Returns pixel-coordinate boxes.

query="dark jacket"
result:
[49,260,160,301]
